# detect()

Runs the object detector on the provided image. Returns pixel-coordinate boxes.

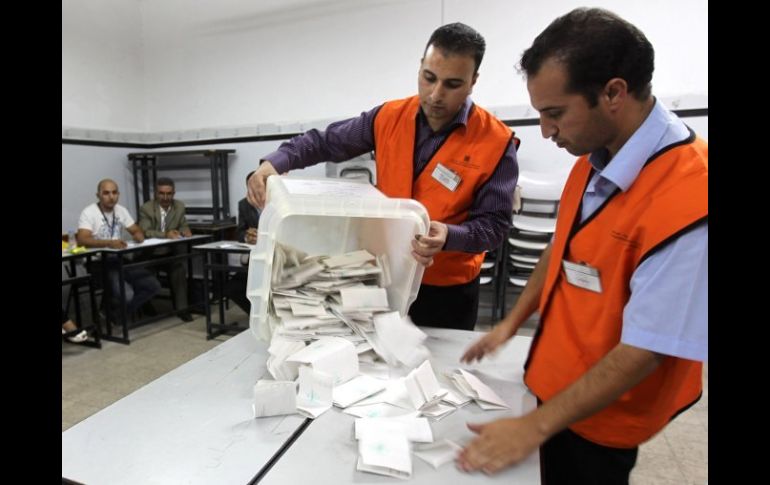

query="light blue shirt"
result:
[580,99,708,362]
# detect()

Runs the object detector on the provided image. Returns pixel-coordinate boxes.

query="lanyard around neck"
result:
[98,204,118,238]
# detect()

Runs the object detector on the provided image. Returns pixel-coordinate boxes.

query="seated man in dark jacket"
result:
[226,171,261,313]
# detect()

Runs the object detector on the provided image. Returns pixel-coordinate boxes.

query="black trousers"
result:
[541,428,638,485]
[408,275,480,330]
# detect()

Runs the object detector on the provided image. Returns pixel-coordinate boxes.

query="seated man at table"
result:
[225,171,261,313]
[77,178,161,319]
[138,177,195,322]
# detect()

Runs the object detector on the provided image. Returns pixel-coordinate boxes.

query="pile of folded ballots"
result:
[253,245,511,479]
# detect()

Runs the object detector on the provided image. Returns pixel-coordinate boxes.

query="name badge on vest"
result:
[562,260,602,293]
[432,163,461,191]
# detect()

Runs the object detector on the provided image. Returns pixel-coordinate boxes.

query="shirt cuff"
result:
[443,224,466,252]
[262,151,291,173]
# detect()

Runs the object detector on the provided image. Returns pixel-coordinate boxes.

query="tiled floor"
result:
[62,305,707,483]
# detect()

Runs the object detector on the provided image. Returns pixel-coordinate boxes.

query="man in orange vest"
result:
[457,8,707,483]
[247,23,519,330]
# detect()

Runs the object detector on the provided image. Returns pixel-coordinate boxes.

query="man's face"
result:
[156,184,175,210]
[527,58,614,156]
[97,181,119,210]
[418,45,477,132]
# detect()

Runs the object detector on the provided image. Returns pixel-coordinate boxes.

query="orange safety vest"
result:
[373,95,514,286]
[524,133,708,448]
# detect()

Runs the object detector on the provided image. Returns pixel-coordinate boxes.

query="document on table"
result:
[404,360,447,410]
[287,336,359,385]
[356,419,412,479]
[332,375,387,408]
[296,366,334,418]
[448,369,510,410]
[252,380,297,418]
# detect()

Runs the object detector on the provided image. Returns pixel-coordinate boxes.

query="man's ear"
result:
[603,78,628,111]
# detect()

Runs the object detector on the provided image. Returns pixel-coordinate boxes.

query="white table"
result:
[61,330,307,484]
[259,327,540,484]
[62,327,539,484]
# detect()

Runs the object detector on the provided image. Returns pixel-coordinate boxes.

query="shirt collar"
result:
[417,97,473,134]
[587,98,685,192]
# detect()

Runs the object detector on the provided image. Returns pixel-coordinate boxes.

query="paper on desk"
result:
[356,420,428,481]
[439,388,473,407]
[266,335,306,381]
[418,402,456,420]
[450,369,509,410]
[332,374,387,408]
[343,402,416,419]
[355,415,432,443]
[404,360,447,410]
[352,378,409,409]
[322,249,375,268]
[412,439,463,469]
[371,312,429,368]
[296,366,334,418]
[287,336,359,385]
[252,380,297,418]
[140,238,170,246]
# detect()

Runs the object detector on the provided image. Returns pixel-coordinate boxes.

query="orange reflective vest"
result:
[524,133,708,448]
[373,95,514,285]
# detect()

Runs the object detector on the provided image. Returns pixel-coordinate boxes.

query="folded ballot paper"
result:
[286,336,359,385]
[296,365,334,418]
[412,439,463,469]
[369,312,430,368]
[266,335,306,381]
[404,360,447,411]
[355,416,433,479]
[252,380,297,418]
[332,374,387,408]
[448,369,510,410]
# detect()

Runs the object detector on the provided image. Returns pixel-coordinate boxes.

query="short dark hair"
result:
[520,8,654,106]
[156,177,175,190]
[424,22,486,73]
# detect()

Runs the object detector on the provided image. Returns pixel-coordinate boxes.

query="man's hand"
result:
[108,239,128,249]
[166,229,181,239]
[181,228,192,237]
[411,221,447,267]
[245,227,258,245]
[132,232,145,243]
[247,161,279,209]
[461,323,514,363]
[456,417,546,475]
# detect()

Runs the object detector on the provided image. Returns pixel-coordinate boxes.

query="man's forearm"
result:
[531,343,665,438]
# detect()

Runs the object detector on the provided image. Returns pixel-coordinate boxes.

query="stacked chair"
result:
[493,170,566,320]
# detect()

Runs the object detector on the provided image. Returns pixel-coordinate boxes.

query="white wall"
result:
[61,141,327,232]
[61,0,708,231]
[61,144,137,232]
[62,0,145,131]
[62,0,707,133]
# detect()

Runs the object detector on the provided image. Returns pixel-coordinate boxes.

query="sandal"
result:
[62,327,89,343]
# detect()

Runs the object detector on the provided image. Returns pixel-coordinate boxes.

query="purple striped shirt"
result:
[263,97,518,253]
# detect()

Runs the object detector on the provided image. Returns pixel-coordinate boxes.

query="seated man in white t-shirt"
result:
[77,179,161,317]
